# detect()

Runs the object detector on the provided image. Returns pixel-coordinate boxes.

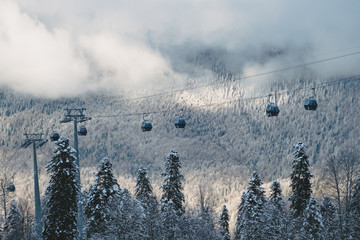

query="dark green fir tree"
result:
[289,143,313,218]
[135,166,153,203]
[160,150,185,215]
[135,166,161,240]
[320,195,340,240]
[302,197,325,240]
[350,178,360,238]
[3,200,23,240]
[219,205,231,240]
[266,180,288,240]
[84,156,120,239]
[109,189,146,239]
[42,136,79,240]
[234,171,267,240]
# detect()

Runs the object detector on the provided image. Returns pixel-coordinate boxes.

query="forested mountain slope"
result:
[1,73,359,217]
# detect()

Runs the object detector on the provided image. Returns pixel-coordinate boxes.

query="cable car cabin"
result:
[175,118,186,128]
[50,132,60,142]
[7,183,15,192]
[78,126,88,136]
[304,97,318,110]
[266,103,280,117]
[141,121,153,132]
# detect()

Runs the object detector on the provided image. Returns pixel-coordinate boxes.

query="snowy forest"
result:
[1,137,360,239]
[1,72,360,239]
[2,1,360,239]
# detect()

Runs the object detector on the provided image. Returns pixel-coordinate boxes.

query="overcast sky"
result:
[1,0,360,97]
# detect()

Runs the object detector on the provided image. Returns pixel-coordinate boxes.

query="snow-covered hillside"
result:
[1,72,359,227]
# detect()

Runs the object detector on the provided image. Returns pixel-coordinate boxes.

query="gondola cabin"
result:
[266,103,280,117]
[78,126,88,136]
[6,183,15,192]
[50,132,60,141]
[304,97,318,110]
[141,121,153,132]
[175,118,186,128]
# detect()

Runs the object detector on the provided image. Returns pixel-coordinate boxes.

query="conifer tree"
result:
[144,195,162,240]
[135,166,161,240]
[302,197,325,240]
[84,156,120,239]
[320,195,340,240]
[135,166,153,202]
[289,143,313,218]
[109,189,146,240]
[160,150,185,215]
[3,200,23,240]
[0,218,2,240]
[42,136,79,240]
[16,198,34,240]
[234,171,267,240]
[219,205,231,240]
[196,206,219,240]
[350,178,360,238]
[161,201,181,240]
[266,180,288,240]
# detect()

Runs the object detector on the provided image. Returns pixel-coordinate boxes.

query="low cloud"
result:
[79,33,173,90]
[0,0,90,97]
[1,0,360,97]
[0,0,175,97]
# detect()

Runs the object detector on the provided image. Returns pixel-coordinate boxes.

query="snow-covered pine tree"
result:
[42,136,79,240]
[17,198,35,240]
[161,201,182,240]
[135,166,153,203]
[302,197,325,240]
[160,150,185,215]
[2,200,23,240]
[350,178,360,238]
[320,195,340,240]
[39,187,50,239]
[196,206,219,240]
[84,156,120,239]
[144,195,162,240]
[109,188,146,240]
[234,171,267,240]
[289,143,313,218]
[193,183,219,240]
[178,213,196,240]
[135,166,161,240]
[218,205,231,240]
[266,180,288,240]
[0,218,2,240]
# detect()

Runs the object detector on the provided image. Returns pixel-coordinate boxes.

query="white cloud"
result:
[0,0,89,97]
[0,0,175,97]
[1,0,360,97]
[79,32,173,89]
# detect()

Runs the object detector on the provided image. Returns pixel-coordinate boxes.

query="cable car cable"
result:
[94,50,360,105]
[0,147,23,172]
[124,46,360,102]
[90,75,360,119]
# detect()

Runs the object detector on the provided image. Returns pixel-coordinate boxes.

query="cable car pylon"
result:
[21,133,47,239]
[60,108,91,240]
